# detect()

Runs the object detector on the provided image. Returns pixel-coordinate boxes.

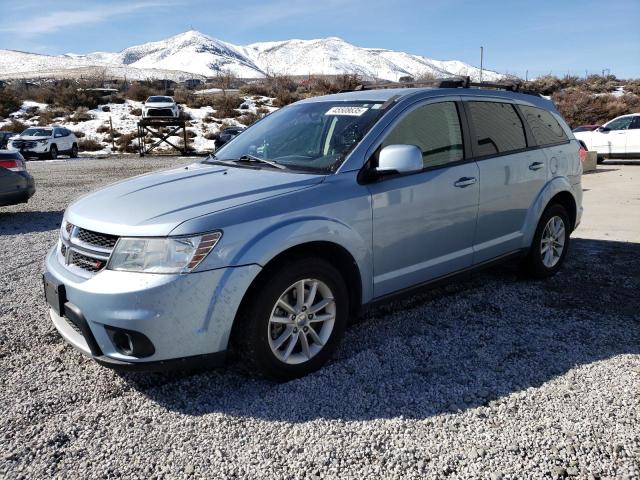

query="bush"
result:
[238,112,260,126]
[185,129,197,138]
[96,124,111,134]
[3,119,28,133]
[73,130,86,138]
[552,89,636,127]
[130,108,142,116]
[78,138,104,152]
[212,95,242,118]
[0,90,22,118]
[116,133,138,153]
[37,107,71,126]
[70,107,93,122]
[204,131,217,140]
[124,83,159,102]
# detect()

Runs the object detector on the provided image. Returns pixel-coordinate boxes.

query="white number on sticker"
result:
[325,106,369,116]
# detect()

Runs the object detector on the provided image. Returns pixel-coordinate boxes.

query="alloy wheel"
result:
[540,215,565,268]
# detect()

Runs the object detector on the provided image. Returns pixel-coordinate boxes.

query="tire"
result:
[235,258,349,381]
[70,144,78,158]
[596,156,605,164]
[48,145,57,160]
[523,204,571,278]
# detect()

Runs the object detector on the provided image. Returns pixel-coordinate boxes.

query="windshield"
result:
[212,101,385,173]
[22,128,52,137]
[147,96,173,103]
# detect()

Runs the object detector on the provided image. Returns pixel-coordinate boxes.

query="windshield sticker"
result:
[325,106,369,116]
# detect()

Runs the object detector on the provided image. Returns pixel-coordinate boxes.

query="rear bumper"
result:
[0,173,35,206]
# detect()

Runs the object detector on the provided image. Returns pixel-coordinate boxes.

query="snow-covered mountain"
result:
[0,30,503,82]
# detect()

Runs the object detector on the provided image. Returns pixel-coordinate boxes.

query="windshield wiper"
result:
[235,154,287,170]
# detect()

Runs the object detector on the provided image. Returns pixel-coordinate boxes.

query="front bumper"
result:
[44,246,261,370]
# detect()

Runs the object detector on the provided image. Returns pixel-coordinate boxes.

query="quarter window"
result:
[467,102,527,156]
[520,105,568,146]
[382,102,464,168]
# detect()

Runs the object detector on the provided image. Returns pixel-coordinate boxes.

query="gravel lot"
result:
[1,157,639,479]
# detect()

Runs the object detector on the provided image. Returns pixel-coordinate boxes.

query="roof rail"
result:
[350,76,541,96]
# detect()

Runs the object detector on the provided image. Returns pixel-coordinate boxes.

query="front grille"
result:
[77,228,118,249]
[69,251,107,273]
[13,140,36,148]
[147,108,174,117]
[64,316,83,335]
[59,223,118,275]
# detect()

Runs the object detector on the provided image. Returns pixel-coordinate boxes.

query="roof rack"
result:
[351,76,541,96]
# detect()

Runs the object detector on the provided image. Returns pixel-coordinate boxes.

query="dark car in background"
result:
[0,132,16,149]
[0,151,36,206]
[213,126,245,150]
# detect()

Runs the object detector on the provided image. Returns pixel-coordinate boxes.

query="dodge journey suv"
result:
[44,83,583,379]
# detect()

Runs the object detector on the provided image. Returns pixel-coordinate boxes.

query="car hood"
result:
[12,135,50,140]
[144,102,176,108]
[66,162,325,236]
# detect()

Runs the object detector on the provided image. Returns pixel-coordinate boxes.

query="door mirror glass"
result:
[597,126,610,133]
[376,144,423,174]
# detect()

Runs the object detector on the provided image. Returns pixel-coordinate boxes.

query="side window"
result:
[54,128,63,138]
[519,105,568,146]
[467,102,527,156]
[605,117,634,131]
[382,101,464,168]
[630,117,640,130]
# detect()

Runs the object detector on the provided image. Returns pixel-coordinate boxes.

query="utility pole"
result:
[479,46,484,83]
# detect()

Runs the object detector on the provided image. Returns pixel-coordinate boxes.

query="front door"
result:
[368,100,479,297]
[591,116,633,155]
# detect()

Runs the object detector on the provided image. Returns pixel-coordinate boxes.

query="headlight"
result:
[37,139,48,144]
[108,232,222,274]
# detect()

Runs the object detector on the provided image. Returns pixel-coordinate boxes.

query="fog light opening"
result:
[113,331,134,356]
[105,326,155,358]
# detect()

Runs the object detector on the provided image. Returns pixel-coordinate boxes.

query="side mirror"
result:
[376,144,423,174]
[598,126,610,133]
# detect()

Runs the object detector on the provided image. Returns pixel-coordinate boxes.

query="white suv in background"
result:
[574,113,640,162]
[8,127,78,159]
[142,96,180,119]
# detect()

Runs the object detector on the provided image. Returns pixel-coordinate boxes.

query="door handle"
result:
[529,161,545,171]
[454,177,477,188]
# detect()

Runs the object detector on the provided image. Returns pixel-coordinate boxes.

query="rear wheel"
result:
[235,258,348,380]
[48,145,58,160]
[523,204,571,278]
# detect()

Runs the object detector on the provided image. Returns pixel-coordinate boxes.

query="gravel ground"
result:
[1,157,639,479]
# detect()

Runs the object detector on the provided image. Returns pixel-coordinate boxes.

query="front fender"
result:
[521,176,576,248]
[228,216,373,303]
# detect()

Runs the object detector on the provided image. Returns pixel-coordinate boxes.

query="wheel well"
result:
[238,242,363,322]
[547,191,577,231]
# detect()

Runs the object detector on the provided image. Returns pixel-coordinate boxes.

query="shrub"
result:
[212,94,242,118]
[204,131,217,140]
[116,133,138,153]
[78,138,104,152]
[124,83,158,102]
[185,129,197,138]
[37,107,71,126]
[238,112,260,126]
[0,90,22,118]
[3,119,28,133]
[73,130,86,138]
[552,89,634,127]
[130,108,142,116]
[272,90,300,107]
[96,124,111,134]
[70,107,93,122]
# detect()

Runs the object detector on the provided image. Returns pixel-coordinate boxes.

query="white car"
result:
[142,96,180,119]
[8,126,78,159]
[574,113,640,162]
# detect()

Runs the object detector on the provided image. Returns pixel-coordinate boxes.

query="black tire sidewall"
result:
[71,145,78,158]
[527,204,571,278]
[49,146,57,160]
[240,258,349,381]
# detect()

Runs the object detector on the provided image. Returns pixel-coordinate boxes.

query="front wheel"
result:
[70,144,78,158]
[523,204,571,278]
[48,145,58,160]
[235,258,349,380]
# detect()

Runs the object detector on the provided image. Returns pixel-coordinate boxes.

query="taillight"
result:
[578,145,587,162]
[0,159,25,172]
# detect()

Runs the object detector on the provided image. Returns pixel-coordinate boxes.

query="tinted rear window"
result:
[467,102,527,156]
[0,152,22,160]
[520,105,568,146]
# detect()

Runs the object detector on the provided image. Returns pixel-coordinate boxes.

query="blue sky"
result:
[1,0,639,78]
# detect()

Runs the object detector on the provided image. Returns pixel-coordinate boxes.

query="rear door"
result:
[464,100,547,263]
[368,99,480,297]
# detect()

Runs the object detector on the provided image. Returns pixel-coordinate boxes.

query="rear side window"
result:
[382,101,464,168]
[467,102,526,156]
[520,105,568,146]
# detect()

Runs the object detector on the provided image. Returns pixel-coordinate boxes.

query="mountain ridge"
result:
[0,30,503,82]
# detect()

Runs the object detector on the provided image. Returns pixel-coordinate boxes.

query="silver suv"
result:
[44,83,582,379]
